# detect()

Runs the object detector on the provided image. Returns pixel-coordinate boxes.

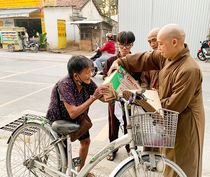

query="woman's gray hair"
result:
[67,55,93,77]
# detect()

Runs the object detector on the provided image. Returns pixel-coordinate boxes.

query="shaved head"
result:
[148,28,161,38]
[148,28,161,50]
[157,24,186,59]
[158,24,186,45]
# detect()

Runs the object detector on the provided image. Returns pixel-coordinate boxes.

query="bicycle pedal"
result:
[146,166,158,172]
[72,157,82,167]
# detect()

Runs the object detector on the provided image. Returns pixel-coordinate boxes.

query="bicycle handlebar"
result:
[117,88,148,105]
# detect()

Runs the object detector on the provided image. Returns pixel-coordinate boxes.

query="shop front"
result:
[0,11,44,39]
[0,0,74,50]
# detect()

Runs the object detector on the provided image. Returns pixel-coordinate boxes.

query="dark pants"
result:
[108,103,130,153]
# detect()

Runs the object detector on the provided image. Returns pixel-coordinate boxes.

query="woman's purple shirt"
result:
[46,75,97,122]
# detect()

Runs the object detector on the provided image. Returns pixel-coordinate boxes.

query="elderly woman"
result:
[46,55,109,177]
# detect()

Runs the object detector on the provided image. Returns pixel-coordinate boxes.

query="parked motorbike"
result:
[22,37,39,53]
[90,43,103,77]
[197,40,210,61]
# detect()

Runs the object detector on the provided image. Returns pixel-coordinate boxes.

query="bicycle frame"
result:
[30,99,142,177]
[79,97,142,177]
[7,90,186,177]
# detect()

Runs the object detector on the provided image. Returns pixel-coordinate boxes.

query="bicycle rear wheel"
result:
[6,122,63,177]
[113,155,186,177]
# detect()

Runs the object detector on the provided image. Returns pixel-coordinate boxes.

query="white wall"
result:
[81,1,103,21]
[119,0,210,58]
[69,1,104,43]
[44,6,73,49]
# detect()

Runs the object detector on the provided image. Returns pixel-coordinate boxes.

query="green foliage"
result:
[105,17,112,24]
[96,0,118,17]
[38,33,49,48]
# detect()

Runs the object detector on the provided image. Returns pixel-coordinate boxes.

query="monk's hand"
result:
[92,86,109,100]
[151,88,157,91]
[107,60,120,76]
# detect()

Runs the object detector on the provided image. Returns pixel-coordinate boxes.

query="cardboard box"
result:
[102,66,161,111]
[102,82,117,101]
[123,89,161,112]
[144,90,162,110]
[102,66,141,95]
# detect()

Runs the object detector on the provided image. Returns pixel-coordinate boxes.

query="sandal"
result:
[97,71,103,75]
[86,172,95,177]
[107,152,116,161]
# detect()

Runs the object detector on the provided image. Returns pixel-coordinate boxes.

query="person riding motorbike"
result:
[94,33,116,75]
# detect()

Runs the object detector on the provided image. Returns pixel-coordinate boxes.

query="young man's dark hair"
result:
[116,31,135,44]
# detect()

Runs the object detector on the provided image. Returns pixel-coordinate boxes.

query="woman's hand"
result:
[92,85,109,100]
[107,60,120,76]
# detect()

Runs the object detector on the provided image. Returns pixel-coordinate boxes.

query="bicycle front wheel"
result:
[6,122,63,177]
[113,155,186,177]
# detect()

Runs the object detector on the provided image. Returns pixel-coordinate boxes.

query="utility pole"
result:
[108,0,111,18]
[90,0,92,20]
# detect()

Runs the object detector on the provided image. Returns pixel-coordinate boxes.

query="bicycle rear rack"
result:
[0,114,46,136]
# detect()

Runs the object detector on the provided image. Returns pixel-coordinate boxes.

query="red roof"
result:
[56,0,89,9]
[56,0,105,17]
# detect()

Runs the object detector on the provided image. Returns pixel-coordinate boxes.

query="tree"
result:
[96,0,118,18]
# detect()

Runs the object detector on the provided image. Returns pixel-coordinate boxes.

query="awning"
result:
[0,9,39,18]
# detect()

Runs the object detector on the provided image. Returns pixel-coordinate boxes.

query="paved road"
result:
[0,49,210,176]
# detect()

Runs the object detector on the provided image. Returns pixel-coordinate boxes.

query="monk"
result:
[107,24,205,177]
[141,28,160,90]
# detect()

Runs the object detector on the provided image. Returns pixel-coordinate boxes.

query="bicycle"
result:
[6,89,187,177]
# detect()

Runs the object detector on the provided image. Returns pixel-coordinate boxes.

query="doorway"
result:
[57,20,66,49]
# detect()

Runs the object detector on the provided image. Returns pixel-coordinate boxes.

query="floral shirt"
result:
[46,75,97,122]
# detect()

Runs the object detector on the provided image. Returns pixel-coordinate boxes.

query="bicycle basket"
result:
[130,106,179,148]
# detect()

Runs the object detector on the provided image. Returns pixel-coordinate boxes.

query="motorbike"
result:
[90,43,103,77]
[22,37,39,53]
[197,40,210,61]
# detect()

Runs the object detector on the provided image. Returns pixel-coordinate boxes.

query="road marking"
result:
[93,123,108,142]
[204,106,210,111]
[0,63,65,80]
[92,117,107,122]
[0,80,53,85]
[0,85,53,108]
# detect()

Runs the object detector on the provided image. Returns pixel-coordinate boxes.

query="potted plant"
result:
[38,33,48,51]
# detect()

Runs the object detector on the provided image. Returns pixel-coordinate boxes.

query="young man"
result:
[141,28,160,90]
[103,31,141,161]
[107,24,205,177]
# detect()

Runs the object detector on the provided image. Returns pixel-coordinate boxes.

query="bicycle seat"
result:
[52,120,80,135]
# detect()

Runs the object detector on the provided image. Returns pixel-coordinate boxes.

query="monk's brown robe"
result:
[140,70,159,90]
[117,44,205,177]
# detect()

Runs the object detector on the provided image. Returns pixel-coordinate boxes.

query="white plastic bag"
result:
[114,101,124,126]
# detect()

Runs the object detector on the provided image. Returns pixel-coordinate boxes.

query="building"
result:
[118,0,210,58]
[0,0,118,50]
[67,0,118,51]
[0,0,74,49]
